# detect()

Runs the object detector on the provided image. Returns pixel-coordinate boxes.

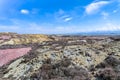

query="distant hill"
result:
[74,31,120,36]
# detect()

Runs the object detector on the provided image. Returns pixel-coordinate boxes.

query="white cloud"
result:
[95,23,120,31]
[60,15,69,19]
[0,25,19,30]
[1,22,120,34]
[113,10,118,13]
[54,9,73,22]
[59,15,73,22]
[0,25,20,33]
[1,18,120,34]
[64,17,73,22]
[20,9,29,14]
[55,14,73,22]
[101,12,109,19]
[85,1,110,15]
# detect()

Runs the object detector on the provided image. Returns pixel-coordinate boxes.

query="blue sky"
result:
[0,0,120,34]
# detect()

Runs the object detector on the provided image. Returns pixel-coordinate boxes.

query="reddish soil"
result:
[0,47,31,66]
[0,36,11,40]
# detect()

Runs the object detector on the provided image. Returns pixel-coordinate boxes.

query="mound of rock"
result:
[0,34,120,80]
[0,33,52,46]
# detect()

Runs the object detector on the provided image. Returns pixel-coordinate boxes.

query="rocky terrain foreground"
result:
[0,33,120,80]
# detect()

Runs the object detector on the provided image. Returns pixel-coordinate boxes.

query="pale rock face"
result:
[0,33,52,46]
[0,39,15,45]
[2,44,109,79]
[0,34,120,80]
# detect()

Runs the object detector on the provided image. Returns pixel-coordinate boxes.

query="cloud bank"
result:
[1,22,120,34]
[85,1,110,14]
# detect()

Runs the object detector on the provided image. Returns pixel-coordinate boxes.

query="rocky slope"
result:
[0,33,120,80]
[0,32,52,46]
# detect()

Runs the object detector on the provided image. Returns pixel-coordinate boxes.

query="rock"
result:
[110,36,120,41]
[0,34,120,80]
[0,33,52,46]
[96,68,117,80]
[105,55,120,67]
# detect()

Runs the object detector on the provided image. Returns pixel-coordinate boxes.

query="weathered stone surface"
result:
[0,33,52,46]
[0,34,120,80]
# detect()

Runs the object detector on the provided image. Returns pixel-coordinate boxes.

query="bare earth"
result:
[0,33,120,80]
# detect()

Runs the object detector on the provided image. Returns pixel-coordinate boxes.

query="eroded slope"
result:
[0,34,120,80]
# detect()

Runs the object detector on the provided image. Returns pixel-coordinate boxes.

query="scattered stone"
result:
[0,34,120,80]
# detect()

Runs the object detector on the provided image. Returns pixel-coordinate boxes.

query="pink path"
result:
[0,47,31,67]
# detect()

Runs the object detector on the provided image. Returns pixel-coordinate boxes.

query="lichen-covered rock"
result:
[0,33,52,46]
[0,34,120,80]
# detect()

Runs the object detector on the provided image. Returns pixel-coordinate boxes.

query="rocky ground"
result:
[0,33,120,80]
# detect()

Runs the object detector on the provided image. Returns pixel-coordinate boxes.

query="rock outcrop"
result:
[0,34,120,80]
[0,33,52,46]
